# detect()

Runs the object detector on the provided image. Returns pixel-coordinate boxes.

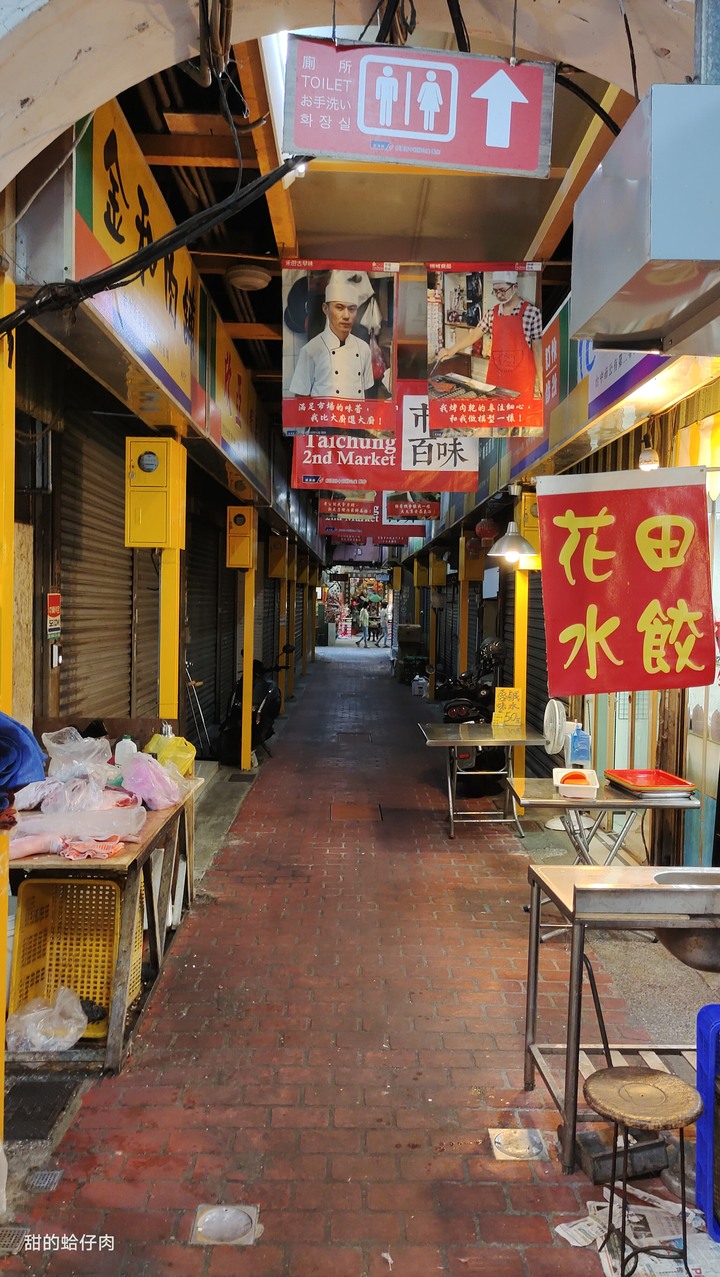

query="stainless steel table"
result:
[524,863,712,1173]
[420,721,546,837]
[507,777,701,866]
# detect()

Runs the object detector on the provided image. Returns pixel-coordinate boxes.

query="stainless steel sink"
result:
[652,869,720,970]
[653,869,720,887]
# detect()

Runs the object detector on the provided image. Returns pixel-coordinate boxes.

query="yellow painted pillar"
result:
[286,542,297,699]
[268,535,289,710]
[413,560,427,627]
[240,561,256,771]
[513,567,530,778]
[158,548,181,718]
[458,536,485,675]
[0,277,15,713]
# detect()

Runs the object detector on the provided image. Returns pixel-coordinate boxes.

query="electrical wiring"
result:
[555,71,621,136]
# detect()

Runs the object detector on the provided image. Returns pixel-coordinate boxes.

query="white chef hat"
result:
[492,270,518,286]
[325,271,362,304]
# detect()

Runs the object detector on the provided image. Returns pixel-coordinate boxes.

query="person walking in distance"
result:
[378,601,389,647]
[356,604,370,648]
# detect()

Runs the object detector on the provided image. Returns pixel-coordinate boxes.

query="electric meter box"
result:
[226,506,257,570]
[125,438,186,549]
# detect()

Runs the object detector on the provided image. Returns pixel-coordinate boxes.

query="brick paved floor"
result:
[6,645,660,1275]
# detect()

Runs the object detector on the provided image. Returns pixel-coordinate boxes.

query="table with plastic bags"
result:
[7,752,202,1072]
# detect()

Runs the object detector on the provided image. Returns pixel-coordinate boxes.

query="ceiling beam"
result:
[309,159,568,180]
[524,85,636,262]
[233,40,298,258]
[224,322,282,341]
[137,134,258,168]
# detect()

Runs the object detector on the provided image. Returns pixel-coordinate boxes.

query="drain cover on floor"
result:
[26,1169,64,1192]
[4,1077,80,1142]
[489,1128,547,1161]
[190,1204,259,1246]
[0,1226,31,1256]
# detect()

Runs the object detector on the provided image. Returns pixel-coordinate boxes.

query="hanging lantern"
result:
[465,536,483,558]
[475,518,498,544]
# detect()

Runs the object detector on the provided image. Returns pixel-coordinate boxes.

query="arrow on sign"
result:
[471,70,528,148]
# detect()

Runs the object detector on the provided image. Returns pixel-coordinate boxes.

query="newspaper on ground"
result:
[554,1190,718,1276]
[555,1216,605,1247]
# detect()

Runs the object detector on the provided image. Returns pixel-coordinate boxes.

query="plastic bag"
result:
[6,987,88,1053]
[13,801,146,841]
[121,753,191,809]
[41,727,112,783]
[143,734,196,777]
[40,776,104,813]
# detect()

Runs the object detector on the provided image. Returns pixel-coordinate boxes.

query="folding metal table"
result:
[420,721,545,838]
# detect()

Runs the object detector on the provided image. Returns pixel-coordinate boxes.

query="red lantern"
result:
[475,518,498,543]
[465,536,483,558]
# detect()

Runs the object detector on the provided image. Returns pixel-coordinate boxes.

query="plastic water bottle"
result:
[569,727,592,766]
[115,735,138,768]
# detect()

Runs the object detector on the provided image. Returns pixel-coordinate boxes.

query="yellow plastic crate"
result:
[8,878,144,1041]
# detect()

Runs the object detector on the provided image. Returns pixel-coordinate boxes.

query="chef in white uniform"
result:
[289,271,375,399]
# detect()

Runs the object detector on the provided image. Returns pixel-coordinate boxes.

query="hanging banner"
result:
[291,382,479,491]
[319,518,420,540]
[537,469,715,696]
[318,495,381,518]
[284,37,554,177]
[282,259,397,435]
[427,263,543,435]
[386,496,440,519]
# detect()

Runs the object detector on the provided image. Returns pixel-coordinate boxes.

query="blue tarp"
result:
[0,711,45,806]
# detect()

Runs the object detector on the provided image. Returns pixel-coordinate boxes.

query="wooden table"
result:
[524,863,714,1173]
[507,777,700,866]
[8,785,198,1072]
[420,721,546,837]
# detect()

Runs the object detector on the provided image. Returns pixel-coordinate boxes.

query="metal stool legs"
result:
[602,1123,692,1277]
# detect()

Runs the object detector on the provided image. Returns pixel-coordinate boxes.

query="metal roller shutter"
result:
[295,584,305,657]
[217,562,237,722]
[501,571,552,778]
[185,520,219,747]
[262,578,280,669]
[131,549,160,715]
[468,584,480,667]
[59,415,133,717]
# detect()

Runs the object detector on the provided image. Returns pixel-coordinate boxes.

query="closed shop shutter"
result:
[131,549,160,715]
[295,584,305,657]
[468,584,480,667]
[262,578,280,669]
[217,561,236,722]
[186,520,219,746]
[59,415,133,717]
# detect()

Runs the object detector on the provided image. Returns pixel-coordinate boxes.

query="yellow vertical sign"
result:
[0,276,15,713]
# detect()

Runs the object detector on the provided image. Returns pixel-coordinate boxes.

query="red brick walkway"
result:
[7,645,632,1276]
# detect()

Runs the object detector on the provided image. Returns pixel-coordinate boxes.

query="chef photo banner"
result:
[426,262,543,436]
[282,259,398,436]
[536,469,715,696]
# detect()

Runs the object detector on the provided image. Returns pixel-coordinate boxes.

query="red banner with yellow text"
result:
[537,470,715,696]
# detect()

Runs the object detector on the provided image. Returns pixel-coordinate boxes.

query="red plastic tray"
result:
[604,768,696,795]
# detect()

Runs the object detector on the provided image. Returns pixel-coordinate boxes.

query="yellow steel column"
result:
[458,536,485,673]
[513,567,530,778]
[0,276,16,713]
[286,542,297,699]
[240,560,256,771]
[158,548,181,718]
[0,830,6,1139]
[413,560,427,627]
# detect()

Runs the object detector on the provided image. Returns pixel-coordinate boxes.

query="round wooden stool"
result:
[583,1066,702,1277]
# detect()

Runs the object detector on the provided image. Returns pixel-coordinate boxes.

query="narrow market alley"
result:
[3,646,694,1277]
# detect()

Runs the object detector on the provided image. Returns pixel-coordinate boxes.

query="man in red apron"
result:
[435,270,543,425]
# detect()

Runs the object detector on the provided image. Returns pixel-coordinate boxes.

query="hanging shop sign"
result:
[75,100,202,429]
[284,37,554,177]
[320,518,420,540]
[291,383,479,491]
[537,469,715,696]
[282,259,397,436]
[386,496,440,519]
[318,496,381,518]
[208,315,271,500]
[587,348,668,419]
[331,530,411,546]
[426,264,543,436]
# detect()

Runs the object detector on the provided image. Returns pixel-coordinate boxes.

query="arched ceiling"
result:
[0,1,696,193]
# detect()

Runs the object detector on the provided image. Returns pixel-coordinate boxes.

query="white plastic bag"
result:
[14,801,146,841]
[41,727,112,783]
[6,987,88,1052]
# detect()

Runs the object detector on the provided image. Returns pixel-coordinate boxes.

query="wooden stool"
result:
[583,1066,702,1277]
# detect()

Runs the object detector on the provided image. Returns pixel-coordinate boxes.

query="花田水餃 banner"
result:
[537,469,715,696]
[427,263,543,436]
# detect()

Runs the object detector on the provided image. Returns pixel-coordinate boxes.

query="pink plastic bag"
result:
[120,753,189,809]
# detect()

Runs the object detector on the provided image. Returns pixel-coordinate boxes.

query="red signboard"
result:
[46,592,62,638]
[285,38,554,177]
[318,497,381,518]
[537,470,715,696]
[319,518,420,539]
[386,498,440,519]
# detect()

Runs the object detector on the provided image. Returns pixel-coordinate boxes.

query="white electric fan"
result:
[543,699,566,756]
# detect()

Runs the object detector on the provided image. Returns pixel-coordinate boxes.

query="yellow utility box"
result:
[226,506,258,570]
[125,438,186,549]
[518,492,542,561]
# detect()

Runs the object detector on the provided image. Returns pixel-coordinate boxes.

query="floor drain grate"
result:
[190,1203,259,1246]
[26,1168,64,1192]
[0,1226,31,1256]
[489,1128,547,1161]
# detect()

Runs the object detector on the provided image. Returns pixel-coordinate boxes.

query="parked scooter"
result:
[216,646,294,765]
[434,637,507,772]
